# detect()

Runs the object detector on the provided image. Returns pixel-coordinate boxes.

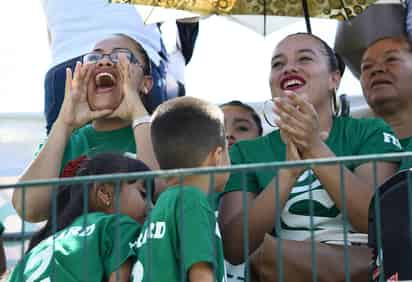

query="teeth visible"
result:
[96,72,115,81]
[95,72,116,88]
[285,79,303,88]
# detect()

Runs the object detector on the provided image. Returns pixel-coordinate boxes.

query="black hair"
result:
[27,153,152,252]
[220,100,263,136]
[112,34,157,114]
[114,34,151,76]
[151,96,226,170]
[288,32,345,76]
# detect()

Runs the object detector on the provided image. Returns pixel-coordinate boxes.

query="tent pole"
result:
[302,0,312,33]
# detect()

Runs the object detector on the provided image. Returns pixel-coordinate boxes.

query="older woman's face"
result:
[360,38,412,116]
[269,35,339,108]
[86,36,147,111]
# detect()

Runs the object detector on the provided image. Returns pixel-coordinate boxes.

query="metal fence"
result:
[2,152,412,282]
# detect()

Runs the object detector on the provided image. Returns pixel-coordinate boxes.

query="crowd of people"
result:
[2,1,412,282]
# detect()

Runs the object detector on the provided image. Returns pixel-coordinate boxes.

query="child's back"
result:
[131,187,225,282]
[131,97,229,282]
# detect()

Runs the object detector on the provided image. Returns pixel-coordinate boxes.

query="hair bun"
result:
[60,155,88,178]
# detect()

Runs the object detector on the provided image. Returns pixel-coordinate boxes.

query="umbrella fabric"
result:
[334,3,406,79]
[110,0,378,35]
[111,0,377,19]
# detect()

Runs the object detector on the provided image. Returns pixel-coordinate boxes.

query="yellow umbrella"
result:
[109,0,378,34]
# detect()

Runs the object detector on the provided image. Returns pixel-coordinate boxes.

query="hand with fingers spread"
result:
[57,62,113,131]
[274,91,325,158]
[109,54,149,122]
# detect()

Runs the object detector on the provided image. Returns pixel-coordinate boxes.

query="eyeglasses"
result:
[83,48,143,66]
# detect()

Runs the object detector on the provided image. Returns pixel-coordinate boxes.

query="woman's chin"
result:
[89,100,121,112]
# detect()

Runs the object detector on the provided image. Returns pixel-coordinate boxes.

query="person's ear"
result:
[95,183,114,209]
[208,146,226,167]
[141,76,153,95]
[329,70,341,92]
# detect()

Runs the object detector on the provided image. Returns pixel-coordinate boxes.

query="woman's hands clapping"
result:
[274,91,327,160]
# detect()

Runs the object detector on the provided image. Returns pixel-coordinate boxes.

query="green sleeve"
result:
[102,215,140,275]
[357,120,402,156]
[176,190,217,275]
[224,143,260,194]
[0,222,4,236]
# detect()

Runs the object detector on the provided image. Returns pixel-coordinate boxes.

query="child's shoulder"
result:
[71,212,139,229]
[162,185,206,198]
[158,186,210,209]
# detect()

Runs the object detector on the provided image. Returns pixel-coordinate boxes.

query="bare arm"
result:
[251,234,370,282]
[304,143,398,232]
[219,168,299,265]
[12,120,73,222]
[188,262,214,282]
[12,63,111,222]
[0,238,6,276]
[115,56,166,198]
[108,259,133,282]
[112,55,159,170]
[274,92,398,232]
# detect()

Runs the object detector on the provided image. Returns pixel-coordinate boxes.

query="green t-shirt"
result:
[400,137,412,170]
[224,117,402,241]
[8,212,140,282]
[61,125,136,169]
[130,186,226,282]
[36,125,136,171]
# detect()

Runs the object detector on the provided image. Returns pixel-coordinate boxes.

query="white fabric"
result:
[42,0,162,67]
[225,261,245,282]
[160,22,186,83]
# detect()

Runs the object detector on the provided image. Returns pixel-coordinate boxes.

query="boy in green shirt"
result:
[130,96,229,282]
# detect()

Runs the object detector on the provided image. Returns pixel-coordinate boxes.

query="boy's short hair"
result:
[151,97,226,170]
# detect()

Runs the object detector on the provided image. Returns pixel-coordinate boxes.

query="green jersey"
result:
[224,117,402,241]
[8,212,140,282]
[130,186,226,282]
[36,125,136,170]
[400,137,412,170]
[62,125,136,169]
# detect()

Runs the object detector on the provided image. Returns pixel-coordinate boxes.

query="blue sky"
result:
[0,1,362,113]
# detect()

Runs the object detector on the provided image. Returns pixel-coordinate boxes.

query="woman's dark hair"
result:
[114,34,151,76]
[220,100,263,136]
[288,33,345,76]
[118,34,156,114]
[27,153,152,252]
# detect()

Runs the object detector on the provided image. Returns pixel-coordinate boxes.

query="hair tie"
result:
[60,155,88,178]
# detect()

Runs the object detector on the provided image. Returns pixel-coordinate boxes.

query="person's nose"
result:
[226,130,236,144]
[97,54,114,67]
[370,61,386,77]
[282,64,299,77]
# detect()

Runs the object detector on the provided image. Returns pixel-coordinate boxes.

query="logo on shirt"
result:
[383,132,402,149]
[130,221,166,249]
